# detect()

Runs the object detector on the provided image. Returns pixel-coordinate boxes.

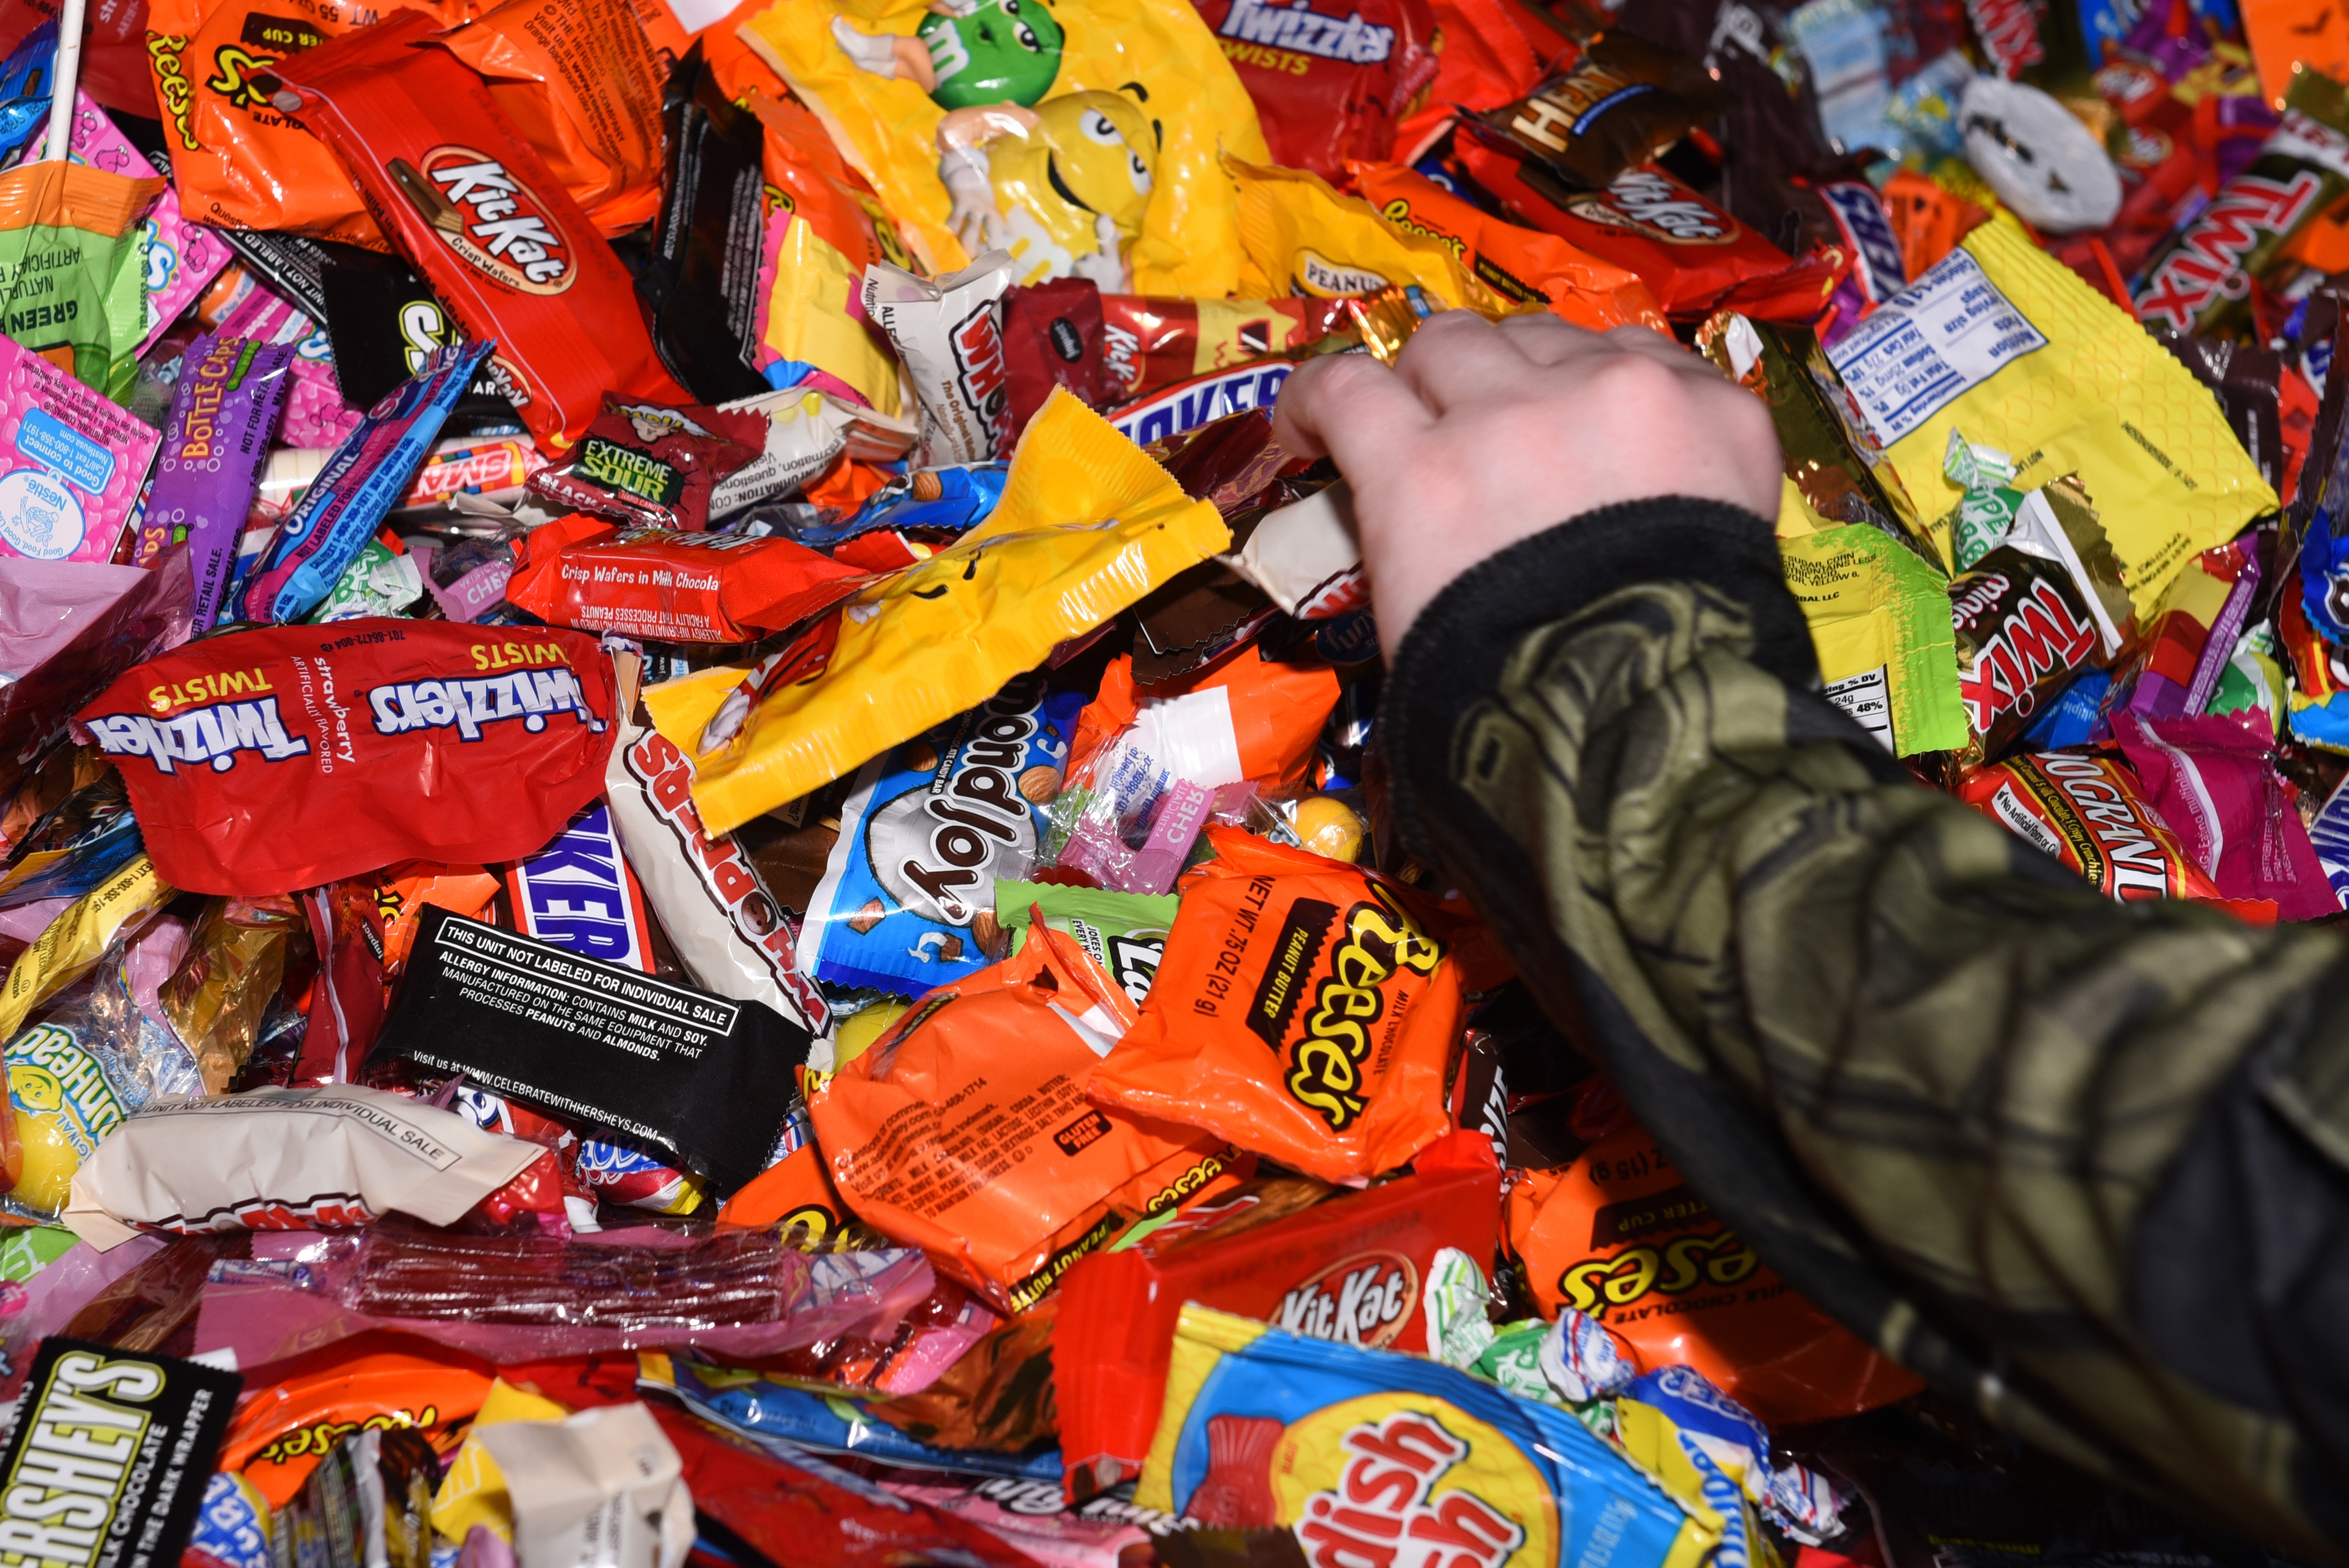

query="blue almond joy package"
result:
[802,674,1084,996]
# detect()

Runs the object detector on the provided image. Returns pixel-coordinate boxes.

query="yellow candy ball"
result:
[1293,795,1365,863]
[831,999,913,1067]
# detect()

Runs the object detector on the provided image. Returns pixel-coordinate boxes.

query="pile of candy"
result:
[0,0,2335,1559]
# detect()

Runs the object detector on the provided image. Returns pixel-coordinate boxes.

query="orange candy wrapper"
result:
[144,0,473,248]
[1087,827,1475,1185]
[216,1338,497,1507]
[1507,1122,1921,1427]
[436,0,668,236]
[806,921,1247,1311]
[1350,162,1668,334]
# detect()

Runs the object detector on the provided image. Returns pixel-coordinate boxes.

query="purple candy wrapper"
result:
[137,336,294,627]
[208,273,362,450]
[241,340,492,623]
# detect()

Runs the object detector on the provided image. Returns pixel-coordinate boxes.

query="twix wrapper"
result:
[268,10,689,449]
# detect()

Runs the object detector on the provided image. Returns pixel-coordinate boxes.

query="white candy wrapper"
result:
[603,656,828,1035]
[1224,479,1367,620]
[860,252,1017,466]
[479,1403,692,1568]
[63,1085,543,1250]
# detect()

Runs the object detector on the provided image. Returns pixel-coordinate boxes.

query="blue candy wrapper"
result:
[186,1472,271,1568]
[791,464,1009,551]
[647,1350,1064,1481]
[241,341,490,624]
[1138,1304,1703,1567]
[802,674,1082,997]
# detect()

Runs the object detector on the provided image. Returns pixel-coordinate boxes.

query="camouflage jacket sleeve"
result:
[1382,499,2349,1559]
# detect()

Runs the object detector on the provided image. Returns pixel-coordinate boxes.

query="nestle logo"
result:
[1052,1110,1113,1157]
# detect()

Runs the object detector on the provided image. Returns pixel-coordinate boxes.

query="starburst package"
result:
[737,0,1269,293]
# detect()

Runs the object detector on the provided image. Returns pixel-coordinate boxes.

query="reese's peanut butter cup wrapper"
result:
[1086,826,1475,1185]
[807,921,1242,1311]
[1506,1123,1920,1428]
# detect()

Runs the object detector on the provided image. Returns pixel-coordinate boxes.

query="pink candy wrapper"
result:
[0,332,161,565]
[65,92,232,355]
[2112,711,2340,920]
[207,272,364,451]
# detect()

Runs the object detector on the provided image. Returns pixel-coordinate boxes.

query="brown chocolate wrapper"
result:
[1948,478,2134,768]
[1478,31,1727,193]
[867,1300,1059,1452]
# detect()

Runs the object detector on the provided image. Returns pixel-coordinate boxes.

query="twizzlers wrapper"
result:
[2134,69,2349,336]
[141,336,294,629]
[268,10,689,449]
[74,622,617,895]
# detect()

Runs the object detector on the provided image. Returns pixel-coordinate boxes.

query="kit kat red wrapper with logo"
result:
[268,12,688,449]
[74,621,617,896]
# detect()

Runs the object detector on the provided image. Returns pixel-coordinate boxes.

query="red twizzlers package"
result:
[1193,0,1441,181]
[268,12,689,450]
[74,622,618,896]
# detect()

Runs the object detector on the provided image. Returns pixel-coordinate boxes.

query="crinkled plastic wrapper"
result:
[738,0,1269,293]
[645,391,1230,835]
[1824,218,2276,604]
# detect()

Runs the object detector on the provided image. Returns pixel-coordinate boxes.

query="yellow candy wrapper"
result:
[1232,159,1515,313]
[1781,525,1967,756]
[1820,217,2275,608]
[738,0,1268,294]
[0,854,171,1042]
[646,389,1231,835]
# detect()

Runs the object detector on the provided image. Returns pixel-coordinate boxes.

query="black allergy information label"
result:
[371,907,808,1192]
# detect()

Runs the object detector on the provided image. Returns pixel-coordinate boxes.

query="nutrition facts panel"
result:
[1827,250,2048,447]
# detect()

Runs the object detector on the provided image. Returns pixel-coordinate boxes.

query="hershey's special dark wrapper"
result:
[371,906,809,1192]
[0,1339,241,1568]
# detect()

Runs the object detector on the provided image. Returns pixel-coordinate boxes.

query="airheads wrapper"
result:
[1506,1122,1921,1428]
[738,0,1268,293]
[505,514,871,643]
[143,336,295,629]
[372,907,812,1192]
[1825,218,2276,602]
[1954,750,2222,901]
[0,330,161,567]
[806,921,1239,1310]
[995,879,1175,1007]
[803,675,1082,997]
[1136,1303,1706,1566]
[1087,827,1474,1186]
[76,621,617,896]
[607,673,831,1036]
[241,341,490,624]
[269,9,691,448]
[1056,1131,1499,1492]
[61,1084,544,1249]
[1778,524,1966,756]
[2110,710,2339,918]
[2133,70,2349,337]
[643,391,1232,835]
[0,158,163,399]
[527,397,766,532]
